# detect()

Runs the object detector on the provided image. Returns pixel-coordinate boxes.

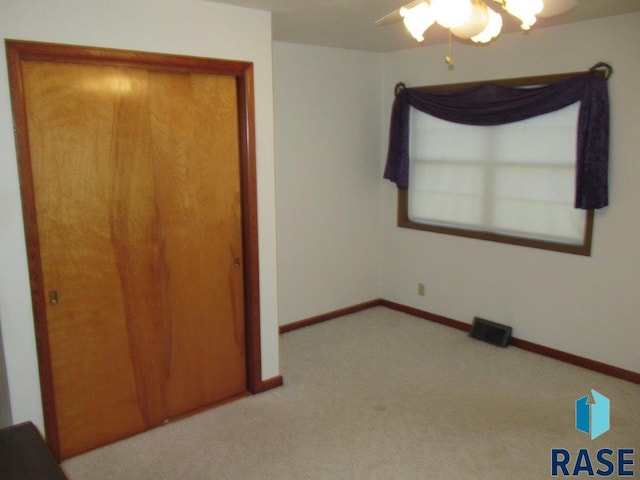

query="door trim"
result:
[6,39,276,458]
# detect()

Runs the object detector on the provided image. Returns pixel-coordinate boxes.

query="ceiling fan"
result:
[376,0,579,45]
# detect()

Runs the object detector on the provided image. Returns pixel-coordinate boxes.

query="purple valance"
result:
[384,66,611,209]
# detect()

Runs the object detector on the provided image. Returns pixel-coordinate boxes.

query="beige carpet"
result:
[62,307,640,479]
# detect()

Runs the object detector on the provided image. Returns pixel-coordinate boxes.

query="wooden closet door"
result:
[148,72,246,417]
[22,60,246,458]
[24,61,167,458]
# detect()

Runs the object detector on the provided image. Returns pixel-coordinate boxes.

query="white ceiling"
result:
[209,0,640,52]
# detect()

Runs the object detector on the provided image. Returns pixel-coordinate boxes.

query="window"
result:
[386,70,610,255]
[395,76,599,256]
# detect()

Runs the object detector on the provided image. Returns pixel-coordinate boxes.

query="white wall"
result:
[273,42,382,325]
[271,15,640,374]
[0,0,280,430]
[0,315,11,427]
[379,13,640,373]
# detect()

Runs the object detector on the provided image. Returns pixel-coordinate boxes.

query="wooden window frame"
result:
[397,72,597,257]
[398,189,594,256]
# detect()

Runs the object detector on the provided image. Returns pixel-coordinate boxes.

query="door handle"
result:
[49,290,59,305]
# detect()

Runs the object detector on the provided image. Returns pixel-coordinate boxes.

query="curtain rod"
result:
[394,62,613,96]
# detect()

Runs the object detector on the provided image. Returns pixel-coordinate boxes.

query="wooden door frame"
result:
[6,39,280,458]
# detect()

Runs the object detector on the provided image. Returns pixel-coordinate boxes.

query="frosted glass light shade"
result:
[505,0,544,30]
[471,6,502,43]
[430,0,473,29]
[450,1,490,39]
[400,2,435,42]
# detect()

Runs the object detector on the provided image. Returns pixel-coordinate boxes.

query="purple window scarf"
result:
[384,65,611,209]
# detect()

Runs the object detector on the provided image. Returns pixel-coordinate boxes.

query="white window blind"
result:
[408,102,587,245]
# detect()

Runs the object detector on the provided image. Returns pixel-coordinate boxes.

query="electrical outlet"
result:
[418,283,425,296]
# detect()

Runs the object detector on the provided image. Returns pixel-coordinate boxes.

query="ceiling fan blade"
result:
[375,9,402,26]
[538,0,579,18]
[375,0,426,26]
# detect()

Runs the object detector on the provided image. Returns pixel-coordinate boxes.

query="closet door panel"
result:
[149,72,247,416]
[24,62,166,458]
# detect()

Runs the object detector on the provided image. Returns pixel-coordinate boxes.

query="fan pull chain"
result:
[445,29,454,67]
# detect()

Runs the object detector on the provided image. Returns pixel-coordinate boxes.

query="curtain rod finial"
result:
[394,82,406,96]
[590,62,613,79]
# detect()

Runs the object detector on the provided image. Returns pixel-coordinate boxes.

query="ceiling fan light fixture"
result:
[400,2,435,42]
[504,0,544,30]
[471,6,503,43]
[378,0,561,52]
[450,0,490,39]
[430,0,473,29]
